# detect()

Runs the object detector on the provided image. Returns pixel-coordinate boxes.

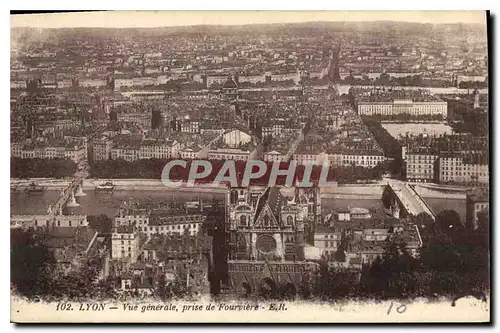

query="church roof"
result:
[253,186,285,224]
[267,187,284,219]
[223,76,238,89]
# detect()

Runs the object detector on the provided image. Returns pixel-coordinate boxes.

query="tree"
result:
[476,210,490,242]
[361,240,420,300]
[165,270,193,300]
[11,228,56,299]
[51,258,102,300]
[298,280,311,300]
[436,210,463,239]
[417,223,489,299]
[11,158,77,179]
[414,212,436,242]
[323,267,358,299]
[157,274,166,300]
[87,214,113,234]
[314,258,329,297]
[277,282,296,300]
[334,247,346,262]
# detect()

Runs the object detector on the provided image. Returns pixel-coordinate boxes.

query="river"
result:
[11,190,224,217]
[424,198,467,223]
[11,189,466,222]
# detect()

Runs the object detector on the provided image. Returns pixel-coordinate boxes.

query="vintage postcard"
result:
[10,11,490,323]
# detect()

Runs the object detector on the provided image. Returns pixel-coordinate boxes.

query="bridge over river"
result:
[383,179,436,221]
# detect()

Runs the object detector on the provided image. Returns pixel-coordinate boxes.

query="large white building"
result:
[357,100,447,118]
[114,203,205,237]
[108,139,182,162]
[263,151,385,168]
[11,141,87,164]
[341,153,385,168]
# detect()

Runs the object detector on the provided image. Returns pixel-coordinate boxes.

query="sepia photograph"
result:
[9,10,490,323]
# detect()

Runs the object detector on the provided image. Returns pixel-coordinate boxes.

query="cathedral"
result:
[225,185,321,298]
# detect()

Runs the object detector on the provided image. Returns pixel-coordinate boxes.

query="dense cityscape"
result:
[10,19,489,304]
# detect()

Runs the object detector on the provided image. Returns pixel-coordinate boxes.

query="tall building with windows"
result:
[111,225,140,263]
[438,154,489,184]
[92,136,112,161]
[405,153,439,182]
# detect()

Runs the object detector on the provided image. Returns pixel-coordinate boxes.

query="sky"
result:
[10,11,487,29]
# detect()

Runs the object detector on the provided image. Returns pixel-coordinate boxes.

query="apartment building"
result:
[405,153,439,182]
[438,154,489,184]
[138,140,176,159]
[313,226,342,260]
[114,205,205,237]
[11,141,87,164]
[341,153,385,167]
[109,138,181,162]
[111,226,141,263]
[92,137,112,161]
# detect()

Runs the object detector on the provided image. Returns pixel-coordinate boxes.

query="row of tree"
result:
[458,81,488,89]
[89,158,165,179]
[361,114,444,122]
[90,158,386,184]
[446,99,488,136]
[11,157,77,179]
[343,74,453,88]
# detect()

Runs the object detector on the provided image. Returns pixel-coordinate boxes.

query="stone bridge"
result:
[382,181,436,221]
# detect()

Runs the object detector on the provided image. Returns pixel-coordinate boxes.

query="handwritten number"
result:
[387,302,393,315]
[387,302,407,315]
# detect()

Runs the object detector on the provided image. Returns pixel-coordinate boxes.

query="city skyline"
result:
[11,10,487,29]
